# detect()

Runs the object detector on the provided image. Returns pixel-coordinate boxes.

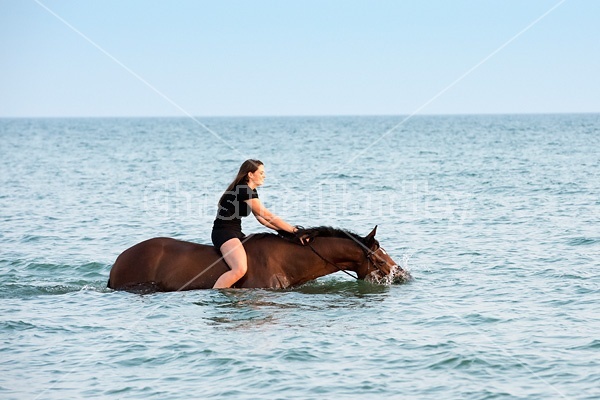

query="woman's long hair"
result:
[218,159,263,205]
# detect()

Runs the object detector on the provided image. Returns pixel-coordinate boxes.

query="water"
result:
[1,115,599,399]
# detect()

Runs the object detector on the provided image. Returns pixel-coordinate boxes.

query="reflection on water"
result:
[198,278,395,330]
[291,279,392,296]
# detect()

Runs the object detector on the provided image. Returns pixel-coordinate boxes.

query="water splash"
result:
[366,264,412,285]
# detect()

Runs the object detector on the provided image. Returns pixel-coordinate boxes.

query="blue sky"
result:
[1,0,599,117]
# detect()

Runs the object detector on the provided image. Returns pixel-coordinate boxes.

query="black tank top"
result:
[213,184,258,230]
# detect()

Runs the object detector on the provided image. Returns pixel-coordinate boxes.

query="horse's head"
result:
[357,226,412,285]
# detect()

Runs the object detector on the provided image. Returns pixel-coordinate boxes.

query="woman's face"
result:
[248,165,265,188]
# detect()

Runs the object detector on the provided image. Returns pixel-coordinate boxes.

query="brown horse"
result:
[107,226,411,291]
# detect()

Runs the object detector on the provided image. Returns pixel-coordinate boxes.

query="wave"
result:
[0,281,110,298]
[0,261,110,298]
[566,237,600,246]
[569,339,600,350]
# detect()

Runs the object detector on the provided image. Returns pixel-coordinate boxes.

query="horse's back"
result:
[108,237,227,291]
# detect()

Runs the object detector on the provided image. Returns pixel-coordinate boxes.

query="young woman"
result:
[211,159,306,289]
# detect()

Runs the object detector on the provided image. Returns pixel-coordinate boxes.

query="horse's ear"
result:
[365,225,377,246]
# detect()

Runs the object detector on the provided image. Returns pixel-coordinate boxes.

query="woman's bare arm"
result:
[246,198,296,232]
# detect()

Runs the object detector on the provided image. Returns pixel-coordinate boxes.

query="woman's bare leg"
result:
[213,238,248,289]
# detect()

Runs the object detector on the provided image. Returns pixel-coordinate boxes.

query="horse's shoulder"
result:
[269,273,291,289]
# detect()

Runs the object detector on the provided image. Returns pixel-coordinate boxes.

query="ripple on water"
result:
[566,237,600,246]
[0,320,37,331]
[0,283,89,298]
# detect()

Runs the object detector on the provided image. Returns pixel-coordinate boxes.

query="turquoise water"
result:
[1,115,599,399]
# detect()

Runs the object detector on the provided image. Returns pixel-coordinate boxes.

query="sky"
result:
[1,0,599,117]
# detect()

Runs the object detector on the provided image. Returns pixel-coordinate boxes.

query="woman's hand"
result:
[277,226,315,245]
[293,226,314,245]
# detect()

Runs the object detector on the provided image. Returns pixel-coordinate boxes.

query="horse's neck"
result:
[285,238,363,285]
[314,237,363,265]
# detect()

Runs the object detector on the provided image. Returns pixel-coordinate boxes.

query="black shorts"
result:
[211,228,245,251]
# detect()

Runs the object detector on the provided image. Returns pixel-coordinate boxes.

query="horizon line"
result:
[1,111,599,119]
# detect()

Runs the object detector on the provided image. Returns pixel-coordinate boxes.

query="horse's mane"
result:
[306,226,366,244]
[252,226,366,244]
